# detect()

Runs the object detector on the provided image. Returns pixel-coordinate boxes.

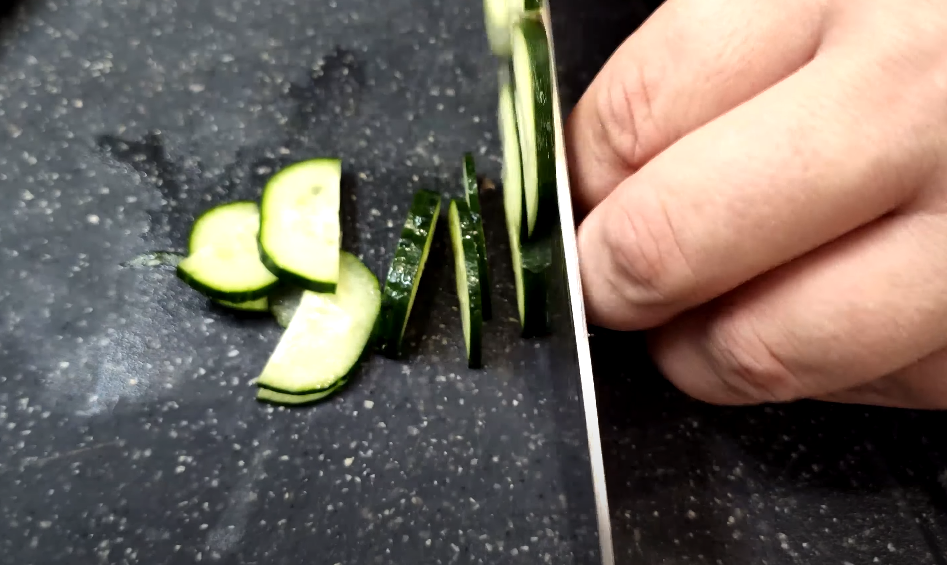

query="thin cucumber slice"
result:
[215,297,270,312]
[269,286,305,328]
[499,70,527,244]
[176,201,279,302]
[256,377,350,406]
[256,251,381,395]
[484,0,513,57]
[519,236,552,337]
[448,199,484,369]
[505,199,551,337]
[462,154,493,321]
[378,189,442,358]
[259,159,342,293]
[501,79,551,336]
[512,18,556,239]
[483,0,543,57]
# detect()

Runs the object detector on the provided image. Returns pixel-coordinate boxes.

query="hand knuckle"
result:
[595,60,659,170]
[602,196,695,307]
[705,316,804,403]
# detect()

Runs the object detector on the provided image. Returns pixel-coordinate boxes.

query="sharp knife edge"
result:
[540,4,617,565]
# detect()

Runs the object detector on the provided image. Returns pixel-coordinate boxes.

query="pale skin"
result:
[566,0,947,408]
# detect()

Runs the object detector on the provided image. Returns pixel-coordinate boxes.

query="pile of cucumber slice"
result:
[487,2,557,337]
[175,159,381,406]
[171,0,559,406]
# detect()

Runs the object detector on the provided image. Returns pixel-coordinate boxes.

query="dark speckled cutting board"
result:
[0,0,600,563]
[8,0,947,564]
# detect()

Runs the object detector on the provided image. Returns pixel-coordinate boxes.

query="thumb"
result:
[565,0,823,217]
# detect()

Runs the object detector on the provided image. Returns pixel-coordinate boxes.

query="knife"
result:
[540,3,617,564]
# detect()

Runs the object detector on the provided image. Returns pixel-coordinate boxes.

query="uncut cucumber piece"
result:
[462,153,493,321]
[378,189,442,358]
[256,376,350,406]
[214,297,269,312]
[512,18,556,239]
[256,251,381,395]
[259,159,342,293]
[448,199,484,369]
[176,201,279,302]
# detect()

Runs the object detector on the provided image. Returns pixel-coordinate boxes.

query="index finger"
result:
[565,0,824,216]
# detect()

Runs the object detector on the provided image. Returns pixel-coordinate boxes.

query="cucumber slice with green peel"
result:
[499,71,527,244]
[505,196,552,337]
[483,0,543,57]
[256,251,381,395]
[259,159,342,293]
[176,201,280,302]
[501,75,551,337]
[448,199,484,369]
[256,377,350,406]
[462,154,493,321]
[378,189,442,357]
[215,297,270,312]
[518,236,552,337]
[483,0,513,57]
[269,286,305,328]
[512,18,556,239]
[462,153,483,216]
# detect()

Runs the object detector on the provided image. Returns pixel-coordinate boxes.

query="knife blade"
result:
[540,4,617,564]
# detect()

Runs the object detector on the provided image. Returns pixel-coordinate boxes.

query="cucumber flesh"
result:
[512,18,556,239]
[256,377,350,405]
[499,71,526,245]
[448,199,484,369]
[256,251,380,395]
[483,0,543,57]
[215,297,269,312]
[462,154,493,321]
[519,236,552,337]
[484,0,513,56]
[259,159,342,293]
[379,189,442,358]
[176,201,279,302]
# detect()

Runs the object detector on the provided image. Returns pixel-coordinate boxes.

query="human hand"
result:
[566,0,947,408]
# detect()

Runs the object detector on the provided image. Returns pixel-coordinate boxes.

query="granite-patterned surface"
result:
[0,0,600,563]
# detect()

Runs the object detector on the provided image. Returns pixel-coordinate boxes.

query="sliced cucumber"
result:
[269,286,304,328]
[512,18,556,239]
[256,376,350,406]
[499,70,526,245]
[483,0,543,57]
[256,251,380,395]
[378,189,442,358]
[518,236,552,337]
[462,154,493,321]
[448,199,484,369]
[176,201,279,302]
[215,297,270,312]
[259,159,342,293]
